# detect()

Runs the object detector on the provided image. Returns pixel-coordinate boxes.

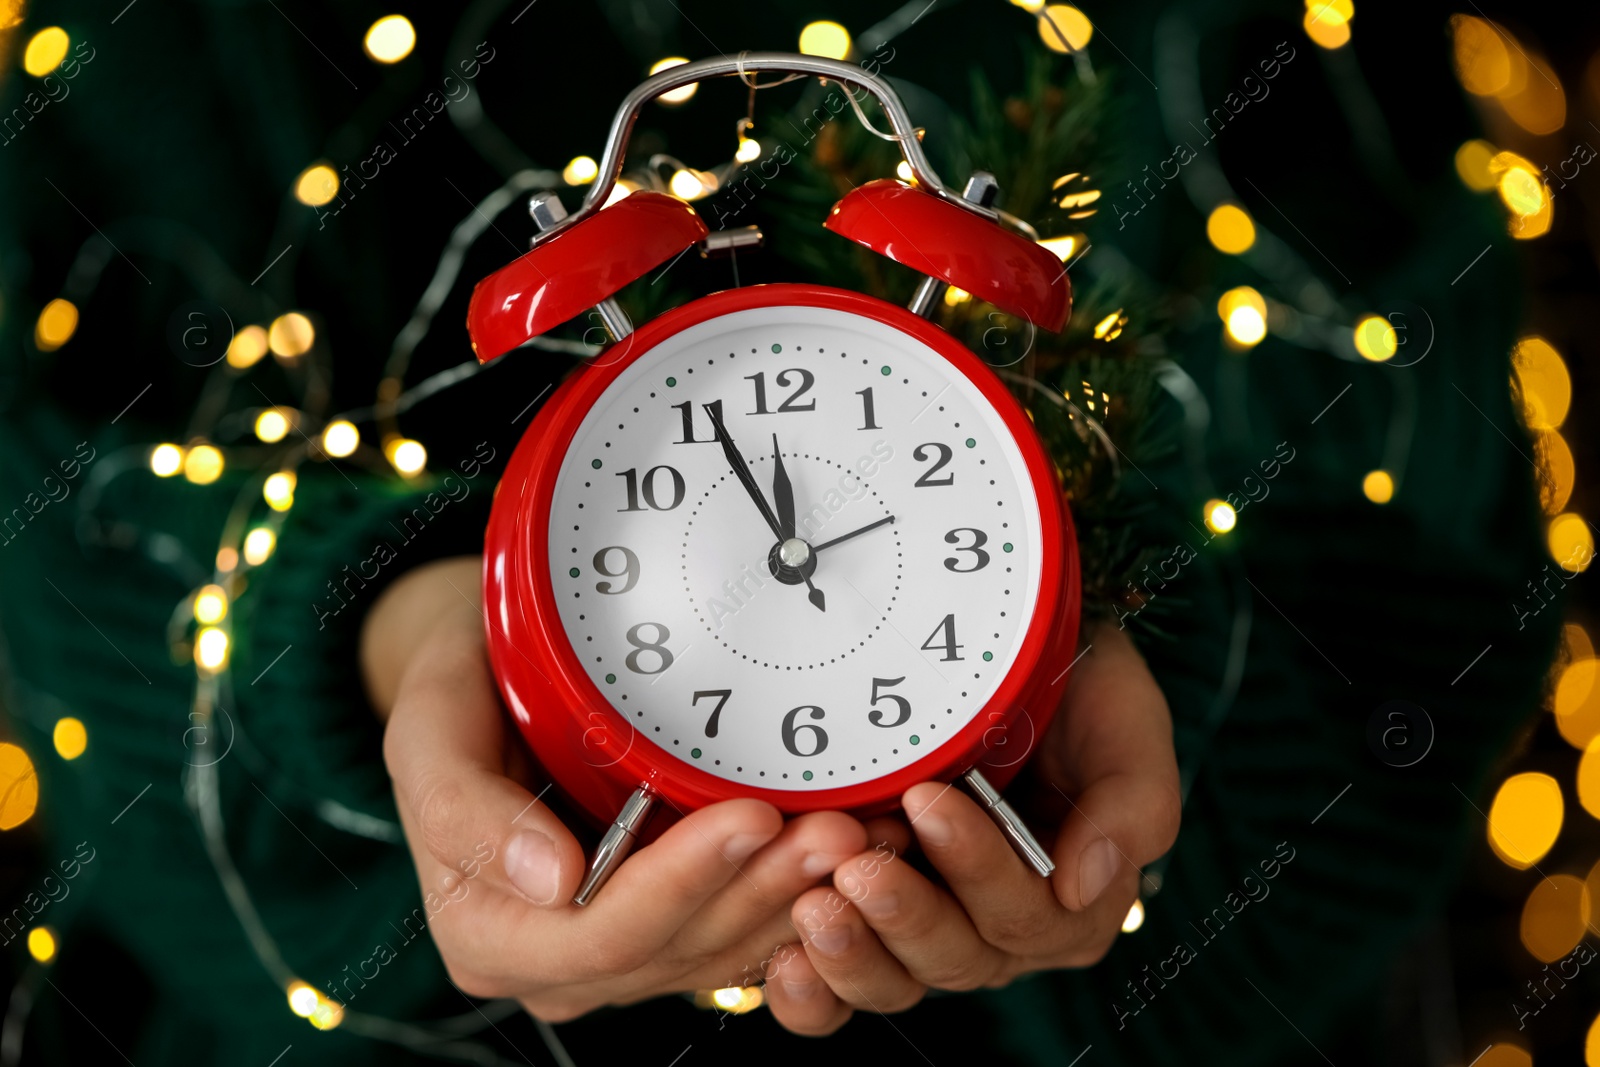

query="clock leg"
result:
[961,768,1056,878]
[573,783,658,906]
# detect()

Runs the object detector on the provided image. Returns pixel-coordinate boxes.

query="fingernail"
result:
[505,830,561,905]
[782,977,821,1001]
[723,831,771,864]
[802,852,846,879]
[852,887,897,920]
[808,925,851,955]
[914,810,954,847]
[1079,838,1119,908]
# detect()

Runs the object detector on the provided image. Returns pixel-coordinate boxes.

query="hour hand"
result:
[771,434,797,542]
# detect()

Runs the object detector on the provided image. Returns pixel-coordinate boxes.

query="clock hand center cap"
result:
[778,538,811,568]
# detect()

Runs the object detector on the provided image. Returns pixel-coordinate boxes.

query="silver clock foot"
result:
[573,783,657,906]
[962,768,1055,877]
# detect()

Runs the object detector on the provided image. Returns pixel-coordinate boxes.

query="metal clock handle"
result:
[573,782,658,906]
[964,768,1056,877]
[534,52,991,254]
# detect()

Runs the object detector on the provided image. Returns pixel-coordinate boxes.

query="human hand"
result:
[763,622,1181,1034]
[368,557,869,1021]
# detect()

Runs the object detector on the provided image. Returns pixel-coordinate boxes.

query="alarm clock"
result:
[469,54,1081,904]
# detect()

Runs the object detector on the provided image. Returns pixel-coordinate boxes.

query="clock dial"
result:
[549,305,1044,790]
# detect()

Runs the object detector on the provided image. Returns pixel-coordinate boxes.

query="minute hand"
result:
[812,515,895,553]
[704,404,783,540]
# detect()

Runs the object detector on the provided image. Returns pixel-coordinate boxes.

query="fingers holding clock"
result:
[383,607,589,908]
[790,885,929,1014]
[1041,625,1181,912]
[764,943,854,1036]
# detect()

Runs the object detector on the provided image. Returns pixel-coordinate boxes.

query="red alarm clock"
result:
[469,54,1080,904]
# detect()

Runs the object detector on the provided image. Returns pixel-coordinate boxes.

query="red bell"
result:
[824,179,1071,332]
[467,191,709,362]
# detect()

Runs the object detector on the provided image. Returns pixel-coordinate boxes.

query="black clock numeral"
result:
[617,465,685,512]
[856,387,880,430]
[671,399,722,444]
[913,443,955,487]
[867,676,910,728]
[943,529,991,573]
[592,546,639,594]
[624,622,674,675]
[694,689,732,738]
[781,705,828,757]
[746,369,816,414]
[920,614,965,662]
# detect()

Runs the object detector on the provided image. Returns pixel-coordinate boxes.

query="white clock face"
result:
[549,303,1044,791]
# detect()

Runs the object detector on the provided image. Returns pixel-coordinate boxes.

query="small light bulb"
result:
[268,313,315,358]
[227,325,270,369]
[799,21,852,60]
[293,164,340,207]
[287,982,320,1018]
[184,445,225,485]
[363,15,416,64]
[34,298,78,351]
[650,58,697,104]
[194,584,229,625]
[563,155,599,185]
[23,27,69,77]
[669,169,714,201]
[736,137,761,163]
[321,420,360,458]
[26,927,56,963]
[1204,499,1237,534]
[1225,305,1267,347]
[150,444,185,477]
[1353,315,1397,361]
[243,527,276,566]
[263,471,296,512]
[1121,899,1145,933]
[195,627,230,672]
[52,718,87,761]
[390,439,427,476]
[896,160,914,182]
[255,409,291,443]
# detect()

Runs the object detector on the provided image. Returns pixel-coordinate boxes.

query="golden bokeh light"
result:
[1578,738,1600,821]
[243,527,276,566]
[669,168,715,201]
[1217,285,1266,321]
[1454,139,1498,191]
[1487,771,1564,870]
[1588,1012,1600,1066]
[1475,1044,1531,1067]
[1514,335,1571,430]
[1225,305,1267,347]
[193,584,228,625]
[1520,873,1589,963]
[268,313,315,358]
[1555,658,1600,751]
[1451,15,1517,96]
[1038,234,1077,261]
[1122,899,1145,933]
[1093,309,1128,341]
[1303,3,1351,50]
[1549,512,1594,574]
[1538,431,1575,516]
[254,409,290,444]
[26,927,55,963]
[707,985,765,1013]
[263,471,296,512]
[1362,470,1394,504]
[322,420,360,458]
[603,178,640,208]
[736,137,761,163]
[150,444,185,478]
[1205,204,1256,254]
[363,15,415,64]
[1037,5,1092,52]
[389,438,427,476]
[52,718,86,761]
[216,546,239,573]
[1500,54,1566,136]
[183,444,224,486]
[942,286,971,308]
[34,298,78,352]
[195,627,230,672]
[650,58,697,104]
[309,999,345,1030]
[896,159,914,182]
[562,155,599,185]
[1566,623,1593,664]
[0,744,38,830]
[1353,314,1397,361]
[1010,0,1046,11]
[1204,499,1236,534]
[798,21,852,60]
[294,164,339,207]
[287,981,320,1018]
[22,27,69,77]
[227,325,269,369]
